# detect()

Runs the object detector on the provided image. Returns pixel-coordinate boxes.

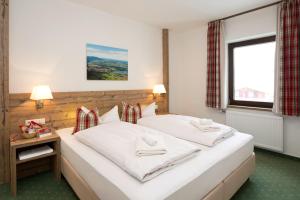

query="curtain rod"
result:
[218,1,282,21]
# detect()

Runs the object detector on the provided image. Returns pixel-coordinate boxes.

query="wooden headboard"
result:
[9,89,168,134]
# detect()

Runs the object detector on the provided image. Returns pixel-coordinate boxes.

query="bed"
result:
[56,125,255,200]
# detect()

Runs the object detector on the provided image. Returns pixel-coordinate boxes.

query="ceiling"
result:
[68,0,278,29]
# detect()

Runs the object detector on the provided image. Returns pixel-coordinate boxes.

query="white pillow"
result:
[142,102,156,117]
[99,105,120,124]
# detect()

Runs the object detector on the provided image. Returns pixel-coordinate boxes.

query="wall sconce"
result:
[153,84,166,99]
[30,85,53,109]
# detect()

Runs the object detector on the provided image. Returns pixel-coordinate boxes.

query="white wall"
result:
[169,25,225,123]
[169,6,300,158]
[225,6,277,42]
[9,0,162,93]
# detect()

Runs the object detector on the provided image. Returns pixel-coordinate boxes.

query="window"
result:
[228,36,276,108]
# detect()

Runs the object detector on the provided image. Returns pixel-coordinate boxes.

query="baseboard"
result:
[254,147,300,160]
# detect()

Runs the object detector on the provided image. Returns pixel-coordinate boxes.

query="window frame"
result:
[228,35,276,109]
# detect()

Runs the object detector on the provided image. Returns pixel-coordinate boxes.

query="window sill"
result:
[227,105,272,112]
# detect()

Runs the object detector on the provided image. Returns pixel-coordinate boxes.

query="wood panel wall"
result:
[162,29,169,112]
[9,90,168,134]
[0,0,9,184]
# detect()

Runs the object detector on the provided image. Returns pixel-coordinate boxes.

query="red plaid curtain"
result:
[276,0,300,116]
[206,21,221,108]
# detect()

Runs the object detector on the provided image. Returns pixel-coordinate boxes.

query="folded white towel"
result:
[142,135,158,146]
[136,135,167,157]
[190,120,220,132]
[198,118,213,126]
[190,120,235,146]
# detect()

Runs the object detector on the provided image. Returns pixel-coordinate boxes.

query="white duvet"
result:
[138,115,235,147]
[75,122,200,182]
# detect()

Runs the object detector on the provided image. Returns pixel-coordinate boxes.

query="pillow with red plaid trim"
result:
[73,106,99,134]
[121,102,142,124]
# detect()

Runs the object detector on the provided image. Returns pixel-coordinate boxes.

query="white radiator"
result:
[226,109,283,152]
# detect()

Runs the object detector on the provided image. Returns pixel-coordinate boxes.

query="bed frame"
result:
[61,153,255,200]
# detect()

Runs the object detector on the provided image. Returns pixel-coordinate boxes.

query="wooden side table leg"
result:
[53,140,61,180]
[10,147,17,196]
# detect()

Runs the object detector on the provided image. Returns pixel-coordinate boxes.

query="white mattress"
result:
[57,127,253,200]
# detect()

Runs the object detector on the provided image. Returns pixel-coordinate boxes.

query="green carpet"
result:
[0,149,299,200]
[232,149,300,200]
[0,173,78,200]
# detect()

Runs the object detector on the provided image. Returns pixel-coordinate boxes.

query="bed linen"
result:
[138,115,235,146]
[75,122,200,182]
[57,127,254,200]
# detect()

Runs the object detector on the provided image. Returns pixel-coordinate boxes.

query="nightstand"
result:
[158,112,170,115]
[10,134,61,196]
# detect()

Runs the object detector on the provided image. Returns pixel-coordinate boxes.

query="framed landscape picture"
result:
[86,43,128,80]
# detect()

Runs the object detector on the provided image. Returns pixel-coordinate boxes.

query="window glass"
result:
[228,36,276,108]
[234,42,275,102]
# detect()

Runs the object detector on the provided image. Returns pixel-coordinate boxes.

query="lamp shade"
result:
[30,85,53,100]
[153,84,166,94]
